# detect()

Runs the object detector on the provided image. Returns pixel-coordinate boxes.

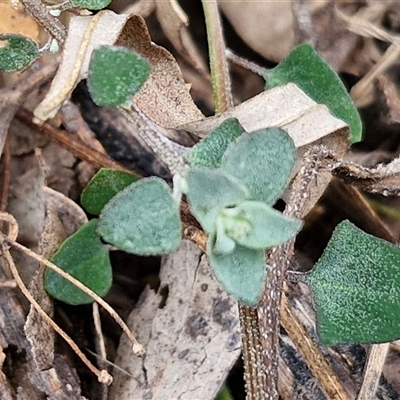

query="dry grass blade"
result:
[281,293,350,400]
[357,343,390,400]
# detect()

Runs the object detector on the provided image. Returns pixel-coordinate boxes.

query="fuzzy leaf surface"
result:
[305,220,400,345]
[220,201,302,249]
[185,167,249,233]
[71,0,111,9]
[81,168,138,215]
[88,45,150,107]
[187,118,244,168]
[266,43,362,143]
[220,128,296,205]
[208,235,265,306]
[98,177,181,255]
[45,219,112,305]
[0,34,39,72]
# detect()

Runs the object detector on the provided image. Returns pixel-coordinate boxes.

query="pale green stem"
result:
[201,0,233,114]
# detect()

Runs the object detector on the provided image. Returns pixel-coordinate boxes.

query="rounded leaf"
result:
[45,219,112,305]
[187,118,244,168]
[266,43,362,143]
[0,34,39,72]
[71,0,111,9]
[220,128,296,205]
[220,201,302,249]
[208,235,266,306]
[81,168,138,215]
[305,220,400,345]
[185,166,249,232]
[98,177,181,255]
[88,45,151,107]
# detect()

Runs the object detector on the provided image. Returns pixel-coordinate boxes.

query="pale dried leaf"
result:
[218,1,295,62]
[181,83,348,147]
[24,208,61,370]
[25,190,88,371]
[110,240,241,400]
[182,83,349,214]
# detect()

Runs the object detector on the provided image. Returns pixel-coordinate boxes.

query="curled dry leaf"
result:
[182,83,349,214]
[25,188,88,371]
[34,11,203,128]
[110,240,241,400]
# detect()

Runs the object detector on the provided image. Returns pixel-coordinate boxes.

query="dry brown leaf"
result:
[24,205,63,370]
[110,240,241,400]
[34,11,203,128]
[0,1,41,42]
[24,188,88,371]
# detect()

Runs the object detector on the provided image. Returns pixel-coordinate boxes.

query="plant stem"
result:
[256,146,327,398]
[201,2,264,398]
[201,0,232,114]
[21,0,67,45]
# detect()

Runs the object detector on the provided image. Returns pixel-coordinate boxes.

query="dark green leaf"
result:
[185,166,249,233]
[98,177,181,255]
[45,219,112,305]
[305,220,400,345]
[220,128,296,205]
[81,168,138,215]
[71,0,111,9]
[88,45,151,107]
[0,34,39,72]
[187,118,244,168]
[208,235,266,306]
[265,43,362,143]
[220,201,302,249]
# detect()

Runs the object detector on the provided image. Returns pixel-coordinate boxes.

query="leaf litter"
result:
[3,1,400,400]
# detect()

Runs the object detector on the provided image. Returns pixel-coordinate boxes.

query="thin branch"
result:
[20,0,67,45]
[1,244,112,384]
[281,293,350,400]
[356,343,390,400]
[16,108,135,175]
[0,213,145,358]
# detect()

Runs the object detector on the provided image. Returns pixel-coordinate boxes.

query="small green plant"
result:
[4,13,400,349]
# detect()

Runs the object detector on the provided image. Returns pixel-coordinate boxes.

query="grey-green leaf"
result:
[265,43,362,143]
[81,168,139,215]
[220,201,302,249]
[0,34,39,72]
[185,166,249,233]
[187,118,244,168]
[220,128,296,205]
[305,220,400,345]
[98,177,181,256]
[44,219,112,305]
[88,45,151,107]
[71,0,111,9]
[208,235,266,306]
